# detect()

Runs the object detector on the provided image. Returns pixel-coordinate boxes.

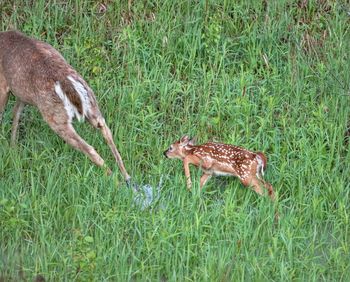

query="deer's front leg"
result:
[183,157,192,190]
[0,75,10,123]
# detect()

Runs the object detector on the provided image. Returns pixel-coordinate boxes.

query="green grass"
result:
[1,0,350,280]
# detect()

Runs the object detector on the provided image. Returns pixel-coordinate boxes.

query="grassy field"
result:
[1,0,350,281]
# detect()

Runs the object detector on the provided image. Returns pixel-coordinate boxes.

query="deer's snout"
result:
[163,150,169,158]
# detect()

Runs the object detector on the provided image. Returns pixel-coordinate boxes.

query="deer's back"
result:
[0,31,77,104]
[192,142,259,170]
[193,142,256,162]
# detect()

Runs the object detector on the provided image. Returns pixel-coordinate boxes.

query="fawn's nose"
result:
[163,150,168,158]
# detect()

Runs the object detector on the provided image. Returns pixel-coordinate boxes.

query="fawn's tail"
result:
[256,152,267,177]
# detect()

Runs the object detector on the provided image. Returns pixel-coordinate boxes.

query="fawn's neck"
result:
[181,144,196,159]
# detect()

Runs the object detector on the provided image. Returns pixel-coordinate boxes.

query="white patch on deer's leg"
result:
[67,75,91,119]
[54,81,82,121]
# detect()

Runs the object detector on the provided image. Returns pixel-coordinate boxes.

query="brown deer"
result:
[164,136,275,200]
[0,31,131,184]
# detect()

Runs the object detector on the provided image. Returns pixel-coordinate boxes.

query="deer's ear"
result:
[180,135,190,144]
[189,137,196,145]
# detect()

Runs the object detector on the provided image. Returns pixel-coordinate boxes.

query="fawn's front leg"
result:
[183,157,192,190]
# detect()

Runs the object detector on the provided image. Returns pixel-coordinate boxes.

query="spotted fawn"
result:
[164,135,275,200]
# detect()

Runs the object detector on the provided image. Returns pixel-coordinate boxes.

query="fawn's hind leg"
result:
[242,176,269,199]
[247,177,275,201]
[260,179,275,201]
[200,173,212,188]
[10,100,25,146]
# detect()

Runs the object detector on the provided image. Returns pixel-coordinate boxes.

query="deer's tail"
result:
[256,152,267,177]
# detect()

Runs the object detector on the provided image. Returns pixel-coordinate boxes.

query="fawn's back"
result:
[190,142,262,165]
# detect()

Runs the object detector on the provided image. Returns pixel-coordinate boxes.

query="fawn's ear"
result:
[180,135,190,144]
[188,137,196,145]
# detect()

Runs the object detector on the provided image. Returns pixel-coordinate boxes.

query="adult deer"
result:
[0,31,131,183]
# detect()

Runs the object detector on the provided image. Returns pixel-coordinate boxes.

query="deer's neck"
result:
[182,145,196,159]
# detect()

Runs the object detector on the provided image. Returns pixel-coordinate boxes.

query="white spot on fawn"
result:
[54,81,82,122]
[67,75,91,119]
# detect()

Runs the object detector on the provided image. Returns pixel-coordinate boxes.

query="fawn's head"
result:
[164,135,196,159]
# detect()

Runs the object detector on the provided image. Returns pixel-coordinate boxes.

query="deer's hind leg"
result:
[39,106,108,171]
[260,179,275,201]
[242,176,275,201]
[200,173,212,188]
[88,116,131,182]
[242,177,264,196]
